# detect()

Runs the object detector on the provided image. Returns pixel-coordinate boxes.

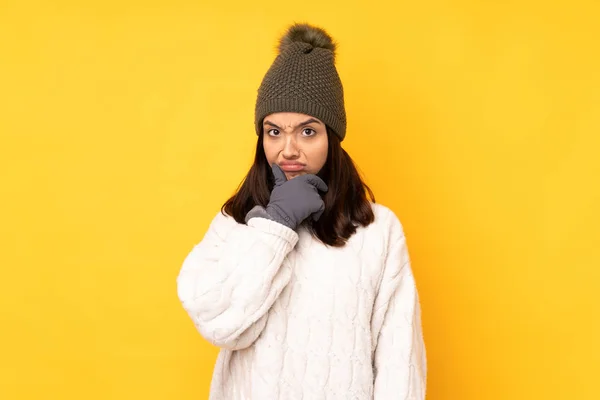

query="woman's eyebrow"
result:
[297,118,322,127]
[263,118,322,130]
[263,120,281,129]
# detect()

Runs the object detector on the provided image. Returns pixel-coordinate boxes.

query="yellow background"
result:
[1,0,599,399]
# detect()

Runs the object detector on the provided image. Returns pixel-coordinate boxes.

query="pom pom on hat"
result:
[277,23,337,61]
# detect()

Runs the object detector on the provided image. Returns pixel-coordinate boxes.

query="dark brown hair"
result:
[222,128,375,247]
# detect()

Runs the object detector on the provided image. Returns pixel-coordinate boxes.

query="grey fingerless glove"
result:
[245,164,328,230]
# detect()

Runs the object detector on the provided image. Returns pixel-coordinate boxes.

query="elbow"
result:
[180,304,240,349]
[176,272,268,351]
[179,299,264,351]
[204,331,254,351]
[200,327,243,350]
[195,316,262,351]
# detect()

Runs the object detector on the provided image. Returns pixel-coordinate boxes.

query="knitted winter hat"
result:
[254,23,347,141]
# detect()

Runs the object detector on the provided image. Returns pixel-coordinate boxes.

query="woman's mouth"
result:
[279,162,305,172]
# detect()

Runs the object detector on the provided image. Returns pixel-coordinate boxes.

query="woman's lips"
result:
[279,163,305,172]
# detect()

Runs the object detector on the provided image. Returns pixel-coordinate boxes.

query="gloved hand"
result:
[245,164,328,230]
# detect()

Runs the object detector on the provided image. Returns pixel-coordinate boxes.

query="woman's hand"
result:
[265,163,328,230]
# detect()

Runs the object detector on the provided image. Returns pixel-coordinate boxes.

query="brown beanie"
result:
[254,23,347,141]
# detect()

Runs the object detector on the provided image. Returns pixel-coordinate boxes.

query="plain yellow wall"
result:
[1,0,599,399]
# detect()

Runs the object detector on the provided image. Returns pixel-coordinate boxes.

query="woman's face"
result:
[262,112,329,180]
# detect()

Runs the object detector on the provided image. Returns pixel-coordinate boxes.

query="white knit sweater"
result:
[177,203,427,399]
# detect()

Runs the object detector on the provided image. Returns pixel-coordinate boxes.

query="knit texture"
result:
[177,203,427,399]
[254,24,347,140]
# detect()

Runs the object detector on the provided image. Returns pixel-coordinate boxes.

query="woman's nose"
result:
[281,136,300,158]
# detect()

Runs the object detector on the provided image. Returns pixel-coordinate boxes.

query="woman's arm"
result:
[371,212,427,399]
[177,211,298,350]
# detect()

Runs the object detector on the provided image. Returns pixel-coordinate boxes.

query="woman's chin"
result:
[285,171,305,180]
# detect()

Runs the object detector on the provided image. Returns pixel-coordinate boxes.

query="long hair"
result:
[222,128,375,247]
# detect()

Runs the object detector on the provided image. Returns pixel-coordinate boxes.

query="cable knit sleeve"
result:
[176,211,299,350]
[371,211,427,399]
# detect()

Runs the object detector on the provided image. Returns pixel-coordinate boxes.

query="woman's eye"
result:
[302,128,316,136]
[267,129,280,136]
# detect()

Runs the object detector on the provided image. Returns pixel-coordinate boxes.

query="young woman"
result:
[177,23,427,399]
